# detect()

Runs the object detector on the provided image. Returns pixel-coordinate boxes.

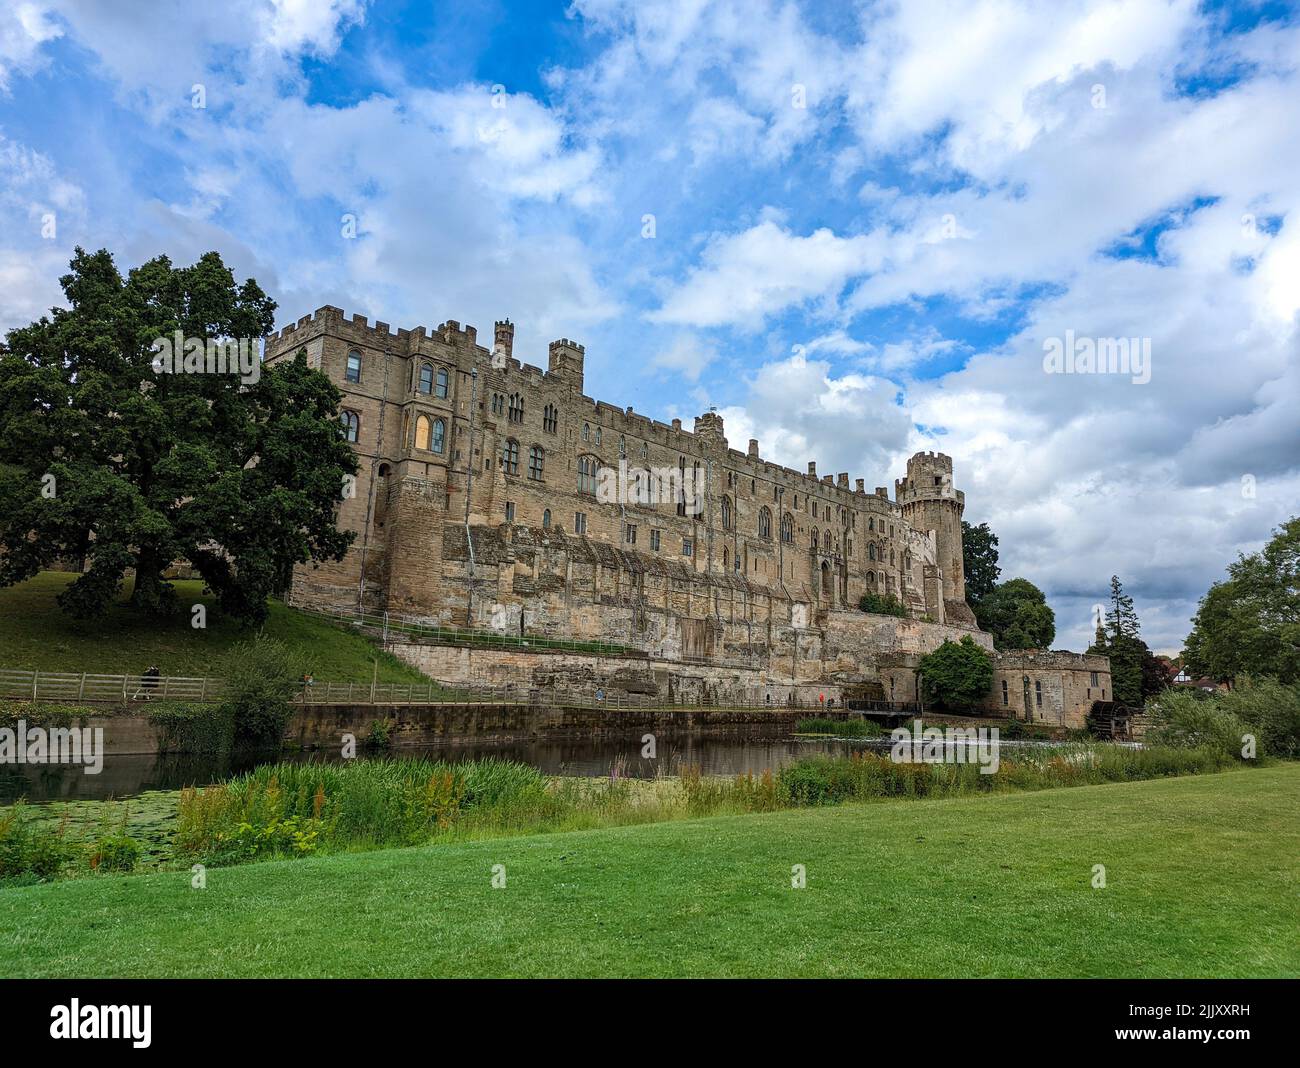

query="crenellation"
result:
[270,303,1106,726]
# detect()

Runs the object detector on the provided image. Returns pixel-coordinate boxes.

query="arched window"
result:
[543,404,558,433]
[418,363,433,394]
[430,418,445,454]
[528,445,544,480]
[723,547,729,569]
[869,543,877,561]
[758,506,771,540]
[501,438,519,475]
[594,427,602,445]
[867,571,877,591]
[904,551,912,571]
[823,530,831,551]
[810,527,819,551]
[721,496,732,530]
[340,410,360,443]
[508,393,523,423]
[781,513,793,544]
[582,423,590,441]
[577,454,599,494]
[345,350,362,383]
[491,392,505,415]
[414,415,431,451]
[543,509,552,529]
[435,368,449,399]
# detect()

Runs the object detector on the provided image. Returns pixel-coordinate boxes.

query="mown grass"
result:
[0,765,1295,977]
[0,571,429,683]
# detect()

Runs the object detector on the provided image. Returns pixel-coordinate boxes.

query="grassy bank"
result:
[1,742,1256,883]
[0,571,428,683]
[1,765,1295,977]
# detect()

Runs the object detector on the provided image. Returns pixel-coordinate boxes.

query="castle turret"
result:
[548,338,584,393]
[493,319,514,362]
[895,452,966,604]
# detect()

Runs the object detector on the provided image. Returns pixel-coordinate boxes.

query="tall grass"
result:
[794,717,885,737]
[170,741,1257,871]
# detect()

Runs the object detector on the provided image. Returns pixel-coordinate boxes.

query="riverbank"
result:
[1,742,1260,884]
[2,764,1295,977]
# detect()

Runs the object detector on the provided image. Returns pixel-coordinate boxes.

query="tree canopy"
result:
[973,577,1056,651]
[961,520,1000,607]
[1183,517,1300,684]
[0,247,357,625]
[917,635,994,714]
[1087,575,1166,706]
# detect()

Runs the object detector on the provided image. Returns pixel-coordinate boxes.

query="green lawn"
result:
[0,571,429,683]
[2,764,1295,977]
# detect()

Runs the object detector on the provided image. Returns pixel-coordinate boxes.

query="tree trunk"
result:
[130,549,169,614]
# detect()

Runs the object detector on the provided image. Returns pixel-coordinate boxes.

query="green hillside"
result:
[0,571,428,684]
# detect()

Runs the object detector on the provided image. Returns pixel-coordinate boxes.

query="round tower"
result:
[895,452,966,604]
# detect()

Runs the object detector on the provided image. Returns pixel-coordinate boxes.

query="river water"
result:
[2,733,886,803]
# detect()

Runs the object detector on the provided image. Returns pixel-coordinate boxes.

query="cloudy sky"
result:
[1,0,1297,653]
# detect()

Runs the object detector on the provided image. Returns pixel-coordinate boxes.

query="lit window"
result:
[414,415,431,450]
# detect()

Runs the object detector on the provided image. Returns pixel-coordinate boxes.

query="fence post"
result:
[78,672,86,701]
[383,611,389,644]
[162,675,170,700]
[32,671,38,700]
[122,674,128,703]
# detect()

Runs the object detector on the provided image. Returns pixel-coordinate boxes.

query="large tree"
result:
[0,248,357,625]
[961,520,1000,607]
[974,577,1056,651]
[918,635,995,714]
[1183,517,1300,684]
[1087,575,1158,706]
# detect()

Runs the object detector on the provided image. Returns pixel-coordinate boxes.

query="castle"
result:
[265,306,1110,726]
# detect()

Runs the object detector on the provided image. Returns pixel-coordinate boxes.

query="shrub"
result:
[219,636,305,745]
[365,718,392,749]
[1218,678,1300,759]
[859,593,908,618]
[0,802,68,881]
[1145,689,1251,758]
[89,834,140,873]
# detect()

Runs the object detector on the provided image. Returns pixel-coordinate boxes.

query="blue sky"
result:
[1,0,1298,653]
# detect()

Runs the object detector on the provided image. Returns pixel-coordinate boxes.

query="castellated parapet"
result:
[260,306,1108,723]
